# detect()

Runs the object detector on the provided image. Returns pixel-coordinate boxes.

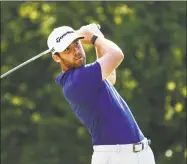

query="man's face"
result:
[57,39,86,69]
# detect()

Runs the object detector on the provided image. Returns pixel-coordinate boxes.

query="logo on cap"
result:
[51,47,55,53]
[56,31,74,43]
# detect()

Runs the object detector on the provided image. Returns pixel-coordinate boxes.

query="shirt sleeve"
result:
[71,61,103,104]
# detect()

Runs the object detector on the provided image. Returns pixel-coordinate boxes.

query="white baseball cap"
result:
[47,26,84,54]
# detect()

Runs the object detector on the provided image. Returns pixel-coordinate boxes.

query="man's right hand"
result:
[76,24,104,45]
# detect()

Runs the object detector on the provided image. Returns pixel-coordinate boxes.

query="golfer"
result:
[47,24,155,164]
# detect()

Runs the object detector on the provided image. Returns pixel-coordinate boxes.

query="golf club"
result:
[1,24,101,79]
[1,49,51,79]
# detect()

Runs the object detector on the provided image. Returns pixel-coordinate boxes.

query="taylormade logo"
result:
[51,48,55,53]
[56,31,74,43]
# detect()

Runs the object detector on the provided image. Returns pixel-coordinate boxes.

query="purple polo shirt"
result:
[56,61,144,145]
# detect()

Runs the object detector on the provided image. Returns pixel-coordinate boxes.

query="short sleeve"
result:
[71,61,102,104]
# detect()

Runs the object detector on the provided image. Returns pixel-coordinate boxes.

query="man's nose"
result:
[74,47,79,54]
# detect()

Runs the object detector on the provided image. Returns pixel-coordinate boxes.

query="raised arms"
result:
[77,24,124,82]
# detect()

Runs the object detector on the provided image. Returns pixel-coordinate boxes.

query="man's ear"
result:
[52,54,61,63]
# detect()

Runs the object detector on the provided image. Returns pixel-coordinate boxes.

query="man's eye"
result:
[75,42,79,46]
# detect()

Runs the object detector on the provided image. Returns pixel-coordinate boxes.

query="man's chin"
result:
[74,63,85,68]
[75,60,85,68]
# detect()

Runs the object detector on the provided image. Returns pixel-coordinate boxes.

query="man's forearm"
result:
[95,47,116,85]
[76,24,123,81]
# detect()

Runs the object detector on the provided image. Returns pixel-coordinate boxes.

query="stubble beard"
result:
[61,55,86,69]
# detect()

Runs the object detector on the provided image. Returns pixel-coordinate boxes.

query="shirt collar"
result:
[55,72,65,85]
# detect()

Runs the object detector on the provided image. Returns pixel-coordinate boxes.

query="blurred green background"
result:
[1,1,186,164]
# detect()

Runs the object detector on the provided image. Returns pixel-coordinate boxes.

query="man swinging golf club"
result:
[47,23,156,164]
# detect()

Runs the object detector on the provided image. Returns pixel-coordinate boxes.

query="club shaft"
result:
[1,49,50,79]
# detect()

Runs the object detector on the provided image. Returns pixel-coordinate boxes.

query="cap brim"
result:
[74,36,85,41]
[55,34,84,53]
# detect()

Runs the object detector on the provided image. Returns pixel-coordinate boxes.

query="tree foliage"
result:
[1,1,186,164]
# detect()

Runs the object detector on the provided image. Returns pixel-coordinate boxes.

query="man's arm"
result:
[95,37,124,81]
[95,47,116,85]
[77,24,124,81]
